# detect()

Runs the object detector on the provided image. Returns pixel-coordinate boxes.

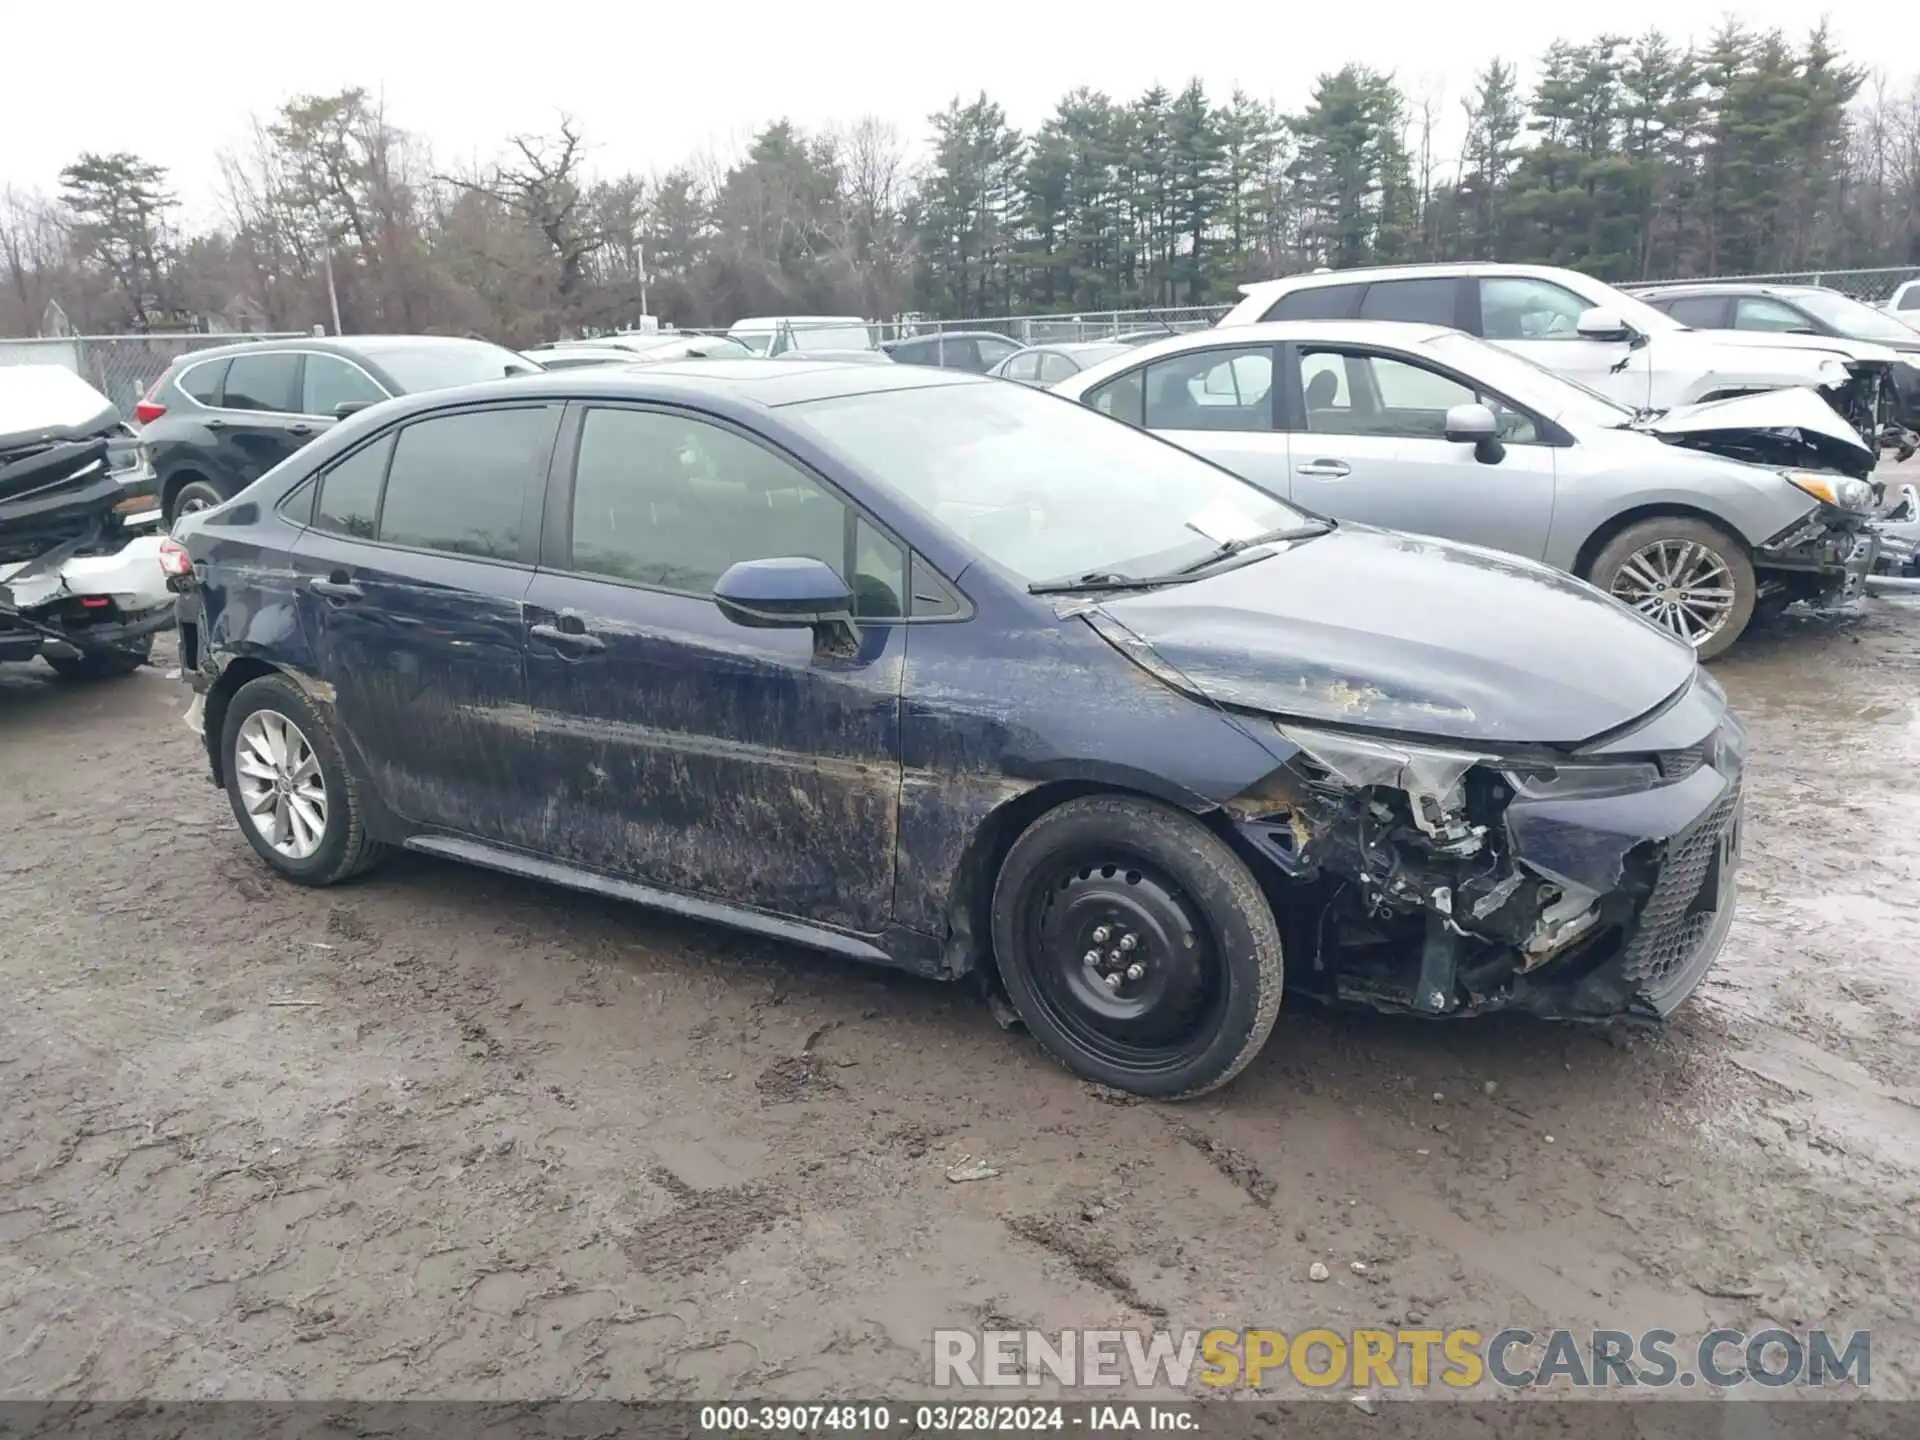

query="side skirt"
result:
[404,833,925,972]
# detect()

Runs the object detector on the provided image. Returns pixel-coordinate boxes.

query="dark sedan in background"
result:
[168,359,1744,1099]
[136,335,540,524]
[881,331,1023,373]
[1633,281,1920,441]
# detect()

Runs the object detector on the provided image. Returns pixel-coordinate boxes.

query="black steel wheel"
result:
[990,795,1283,1098]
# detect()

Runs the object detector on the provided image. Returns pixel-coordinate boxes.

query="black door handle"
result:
[530,622,605,653]
[288,423,314,436]
[311,572,363,601]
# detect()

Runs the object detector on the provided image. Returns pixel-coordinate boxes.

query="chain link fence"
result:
[0,333,306,419]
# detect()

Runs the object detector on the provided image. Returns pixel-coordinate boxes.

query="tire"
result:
[167,479,225,526]
[989,795,1284,1099]
[219,674,385,886]
[1585,517,1756,661]
[45,636,151,679]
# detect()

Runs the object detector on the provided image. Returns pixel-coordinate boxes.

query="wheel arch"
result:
[161,464,214,518]
[201,657,286,785]
[939,777,1244,981]
[1573,503,1752,581]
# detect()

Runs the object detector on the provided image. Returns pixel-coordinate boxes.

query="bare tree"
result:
[0,186,65,334]
[828,118,914,318]
[445,116,601,332]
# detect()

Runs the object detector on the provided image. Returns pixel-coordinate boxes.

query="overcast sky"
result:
[4,0,1908,227]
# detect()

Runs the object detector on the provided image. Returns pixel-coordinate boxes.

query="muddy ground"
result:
[0,601,1916,1410]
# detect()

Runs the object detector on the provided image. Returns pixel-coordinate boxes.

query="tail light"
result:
[158,537,193,578]
[134,374,167,426]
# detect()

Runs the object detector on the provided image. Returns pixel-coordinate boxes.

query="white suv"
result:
[1220,263,1899,447]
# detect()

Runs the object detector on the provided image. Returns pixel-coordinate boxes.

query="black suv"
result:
[137,335,539,524]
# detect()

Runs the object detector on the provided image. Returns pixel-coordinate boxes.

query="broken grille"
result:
[1619,786,1741,992]
[1656,746,1706,780]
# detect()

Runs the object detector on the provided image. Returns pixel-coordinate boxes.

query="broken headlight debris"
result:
[1240,722,1718,1019]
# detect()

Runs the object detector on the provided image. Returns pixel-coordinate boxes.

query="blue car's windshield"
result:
[786,381,1306,585]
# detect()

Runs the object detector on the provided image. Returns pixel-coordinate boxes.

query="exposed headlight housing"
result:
[1273,724,1667,851]
[1501,761,1662,800]
[1782,469,1873,512]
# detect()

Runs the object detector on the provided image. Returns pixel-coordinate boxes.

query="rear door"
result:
[935,337,982,371]
[212,352,314,484]
[1085,343,1292,501]
[290,401,559,840]
[1473,275,1654,408]
[519,401,908,934]
[1281,343,1557,558]
[1660,295,1734,329]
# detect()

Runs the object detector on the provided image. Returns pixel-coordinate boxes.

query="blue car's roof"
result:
[428,358,986,414]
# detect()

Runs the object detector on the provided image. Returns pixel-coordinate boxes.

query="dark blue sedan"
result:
[170,360,1746,1098]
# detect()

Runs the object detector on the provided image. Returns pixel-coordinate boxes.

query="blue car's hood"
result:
[1083,526,1699,747]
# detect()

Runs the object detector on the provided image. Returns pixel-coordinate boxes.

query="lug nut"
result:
[1118,934,1137,952]
[1092,925,1111,943]
[1125,963,1145,981]
[1102,972,1123,990]
[1083,950,1101,966]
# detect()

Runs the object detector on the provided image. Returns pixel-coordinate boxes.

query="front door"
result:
[1475,275,1654,409]
[290,401,559,839]
[521,402,907,935]
[1284,345,1558,559]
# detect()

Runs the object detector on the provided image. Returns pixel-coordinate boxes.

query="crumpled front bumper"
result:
[1230,686,1748,1022]
[1757,507,1880,605]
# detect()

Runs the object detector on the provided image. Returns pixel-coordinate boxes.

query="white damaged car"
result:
[0,365,173,678]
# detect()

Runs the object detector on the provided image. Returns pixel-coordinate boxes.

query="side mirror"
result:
[1443,403,1498,443]
[712,556,855,630]
[1575,307,1634,342]
[1445,402,1506,465]
[333,401,374,419]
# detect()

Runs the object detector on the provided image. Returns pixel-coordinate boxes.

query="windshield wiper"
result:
[1166,519,1336,576]
[1028,571,1186,596]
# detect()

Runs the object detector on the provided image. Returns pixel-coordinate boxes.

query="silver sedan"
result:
[1050,321,1881,658]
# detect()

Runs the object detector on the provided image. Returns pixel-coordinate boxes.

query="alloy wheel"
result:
[1609,539,1738,648]
[234,709,328,860]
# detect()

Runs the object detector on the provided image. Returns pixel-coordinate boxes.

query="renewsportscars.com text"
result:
[933,1327,1871,1390]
